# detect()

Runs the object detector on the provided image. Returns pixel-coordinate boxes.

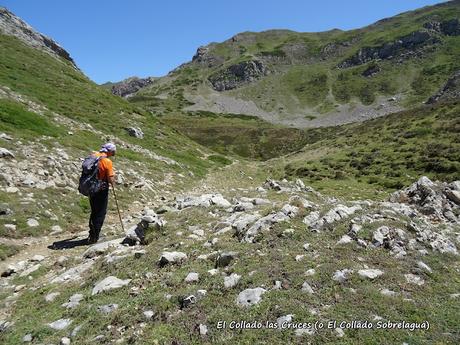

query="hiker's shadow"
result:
[48,237,88,250]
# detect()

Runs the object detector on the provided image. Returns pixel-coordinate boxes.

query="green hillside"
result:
[0,31,228,243]
[130,0,460,127]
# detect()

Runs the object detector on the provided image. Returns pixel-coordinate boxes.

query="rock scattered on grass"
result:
[236,287,266,307]
[92,276,131,295]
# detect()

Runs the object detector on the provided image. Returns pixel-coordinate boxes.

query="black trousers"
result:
[89,188,109,240]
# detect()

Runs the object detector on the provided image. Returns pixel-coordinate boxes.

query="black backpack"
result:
[78,155,104,196]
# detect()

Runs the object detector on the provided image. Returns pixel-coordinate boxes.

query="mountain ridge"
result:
[113,0,460,128]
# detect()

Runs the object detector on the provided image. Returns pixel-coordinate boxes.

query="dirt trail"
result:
[0,212,124,274]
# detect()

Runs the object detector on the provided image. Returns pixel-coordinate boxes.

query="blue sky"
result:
[2,0,445,84]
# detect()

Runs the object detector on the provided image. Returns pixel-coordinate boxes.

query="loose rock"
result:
[236,287,267,307]
[92,276,131,295]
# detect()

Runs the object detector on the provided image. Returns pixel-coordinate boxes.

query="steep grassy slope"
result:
[0,33,213,173]
[130,1,460,127]
[0,32,228,244]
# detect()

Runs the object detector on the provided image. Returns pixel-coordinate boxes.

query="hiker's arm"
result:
[108,175,115,186]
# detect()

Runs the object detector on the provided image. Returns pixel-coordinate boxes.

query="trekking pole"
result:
[111,184,125,233]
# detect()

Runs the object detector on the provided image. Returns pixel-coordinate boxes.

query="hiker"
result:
[86,143,116,244]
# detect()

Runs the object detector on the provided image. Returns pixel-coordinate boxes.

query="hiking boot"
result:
[87,236,98,245]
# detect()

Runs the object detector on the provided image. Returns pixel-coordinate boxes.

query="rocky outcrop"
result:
[192,45,223,67]
[339,29,440,68]
[124,209,166,245]
[0,7,76,67]
[389,176,460,222]
[124,127,144,139]
[208,60,269,91]
[424,18,460,36]
[111,77,155,98]
[339,19,460,69]
[426,70,460,104]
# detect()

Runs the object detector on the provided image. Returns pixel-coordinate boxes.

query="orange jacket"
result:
[92,152,115,182]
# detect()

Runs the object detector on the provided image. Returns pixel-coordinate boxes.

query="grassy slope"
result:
[0,33,217,176]
[0,33,230,240]
[277,100,460,197]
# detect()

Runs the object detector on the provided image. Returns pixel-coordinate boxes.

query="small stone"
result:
[295,255,305,262]
[335,328,345,337]
[97,304,119,314]
[23,333,33,342]
[199,324,208,336]
[180,295,197,308]
[416,261,432,273]
[134,250,146,259]
[358,269,384,279]
[224,273,241,289]
[45,292,61,302]
[27,218,39,227]
[185,272,199,283]
[208,268,219,276]
[50,225,63,234]
[159,251,187,266]
[277,314,294,328]
[236,287,266,307]
[405,273,425,286]
[48,318,72,330]
[4,224,16,231]
[0,147,14,158]
[332,269,353,283]
[71,325,82,337]
[54,256,68,267]
[31,254,45,262]
[92,276,131,295]
[283,228,295,235]
[62,294,84,309]
[215,252,238,268]
[19,263,41,277]
[197,289,207,298]
[301,281,314,294]
[380,288,397,297]
[336,234,353,245]
[305,269,316,276]
[14,284,26,292]
[143,310,154,320]
[60,337,71,345]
